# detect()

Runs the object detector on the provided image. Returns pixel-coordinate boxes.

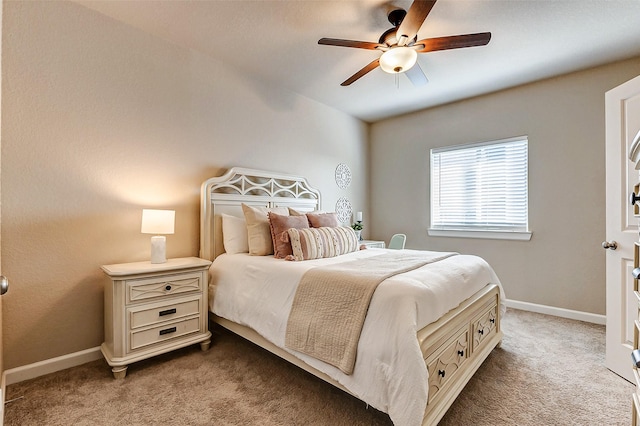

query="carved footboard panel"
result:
[419,284,502,425]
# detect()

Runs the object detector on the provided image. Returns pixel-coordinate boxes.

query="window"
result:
[429,136,531,240]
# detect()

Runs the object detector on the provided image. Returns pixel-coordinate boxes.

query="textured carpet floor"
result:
[5,308,633,425]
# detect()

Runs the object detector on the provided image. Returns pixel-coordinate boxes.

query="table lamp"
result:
[141,209,175,264]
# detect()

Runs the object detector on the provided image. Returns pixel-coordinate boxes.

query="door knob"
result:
[0,276,8,295]
[602,241,618,250]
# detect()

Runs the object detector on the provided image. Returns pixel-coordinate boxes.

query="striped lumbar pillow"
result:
[286,227,359,261]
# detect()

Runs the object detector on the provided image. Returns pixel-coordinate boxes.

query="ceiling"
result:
[76,0,640,123]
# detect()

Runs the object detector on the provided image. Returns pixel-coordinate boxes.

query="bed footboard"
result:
[419,283,502,425]
[211,283,502,425]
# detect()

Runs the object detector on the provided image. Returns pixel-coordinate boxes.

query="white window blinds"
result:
[430,137,528,233]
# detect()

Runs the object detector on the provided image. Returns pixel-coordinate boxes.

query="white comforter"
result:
[209,249,504,426]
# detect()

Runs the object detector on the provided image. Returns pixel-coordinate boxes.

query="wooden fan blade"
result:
[405,63,429,87]
[318,38,385,50]
[414,32,492,53]
[341,59,380,86]
[396,1,437,46]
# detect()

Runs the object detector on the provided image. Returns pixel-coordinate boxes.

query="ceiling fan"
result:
[318,0,491,86]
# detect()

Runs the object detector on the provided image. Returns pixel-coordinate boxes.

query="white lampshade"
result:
[141,209,175,235]
[141,209,175,264]
[356,211,363,222]
[379,47,418,74]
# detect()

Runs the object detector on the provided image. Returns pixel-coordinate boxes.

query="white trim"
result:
[3,299,604,386]
[5,347,102,385]
[428,228,533,241]
[505,299,605,325]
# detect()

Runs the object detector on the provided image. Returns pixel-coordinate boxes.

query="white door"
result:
[605,74,640,382]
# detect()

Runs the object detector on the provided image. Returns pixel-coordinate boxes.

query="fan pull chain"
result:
[395,73,399,89]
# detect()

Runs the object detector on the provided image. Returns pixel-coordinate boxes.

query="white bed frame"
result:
[200,167,503,425]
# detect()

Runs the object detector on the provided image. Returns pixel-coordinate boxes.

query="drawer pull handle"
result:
[490,318,495,324]
[159,308,177,317]
[438,370,445,378]
[165,285,172,291]
[478,329,484,336]
[457,350,464,357]
[159,327,177,336]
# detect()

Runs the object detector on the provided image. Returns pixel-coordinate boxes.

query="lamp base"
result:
[150,236,167,264]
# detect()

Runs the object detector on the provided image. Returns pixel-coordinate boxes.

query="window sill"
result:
[428,228,532,241]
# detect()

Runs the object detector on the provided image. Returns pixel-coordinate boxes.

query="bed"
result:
[200,167,504,426]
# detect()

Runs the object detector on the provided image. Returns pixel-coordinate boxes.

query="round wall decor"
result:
[335,197,353,224]
[335,163,352,189]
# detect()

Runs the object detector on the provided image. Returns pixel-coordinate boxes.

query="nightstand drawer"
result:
[127,272,202,304]
[130,316,201,351]
[129,296,201,330]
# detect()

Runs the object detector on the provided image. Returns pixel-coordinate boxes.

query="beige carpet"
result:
[5,309,633,425]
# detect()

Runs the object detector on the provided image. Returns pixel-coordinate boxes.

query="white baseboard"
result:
[5,346,102,386]
[505,299,606,325]
[3,300,605,386]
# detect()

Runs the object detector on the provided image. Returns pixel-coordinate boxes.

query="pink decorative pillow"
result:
[307,212,339,228]
[268,212,309,259]
[286,227,359,261]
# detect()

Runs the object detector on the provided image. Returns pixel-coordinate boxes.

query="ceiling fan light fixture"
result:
[379,46,418,74]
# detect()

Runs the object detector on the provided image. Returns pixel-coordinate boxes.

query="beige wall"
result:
[1,2,368,369]
[370,56,640,316]
[4,0,638,371]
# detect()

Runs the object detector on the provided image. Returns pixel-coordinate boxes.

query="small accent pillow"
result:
[268,212,309,259]
[286,226,359,261]
[241,204,289,255]
[221,214,249,254]
[289,208,325,216]
[307,212,339,228]
[288,208,307,216]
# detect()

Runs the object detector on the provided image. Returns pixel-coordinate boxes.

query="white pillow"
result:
[221,214,249,254]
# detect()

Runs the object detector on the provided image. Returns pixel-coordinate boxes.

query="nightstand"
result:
[101,257,212,379]
[361,240,385,249]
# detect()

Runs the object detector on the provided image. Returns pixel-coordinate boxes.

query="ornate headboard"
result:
[200,167,321,260]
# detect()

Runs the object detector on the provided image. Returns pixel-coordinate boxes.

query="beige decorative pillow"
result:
[268,212,309,259]
[288,208,324,216]
[307,212,339,228]
[241,204,289,255]
[288,208,307,216]
[286,226,359,261]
